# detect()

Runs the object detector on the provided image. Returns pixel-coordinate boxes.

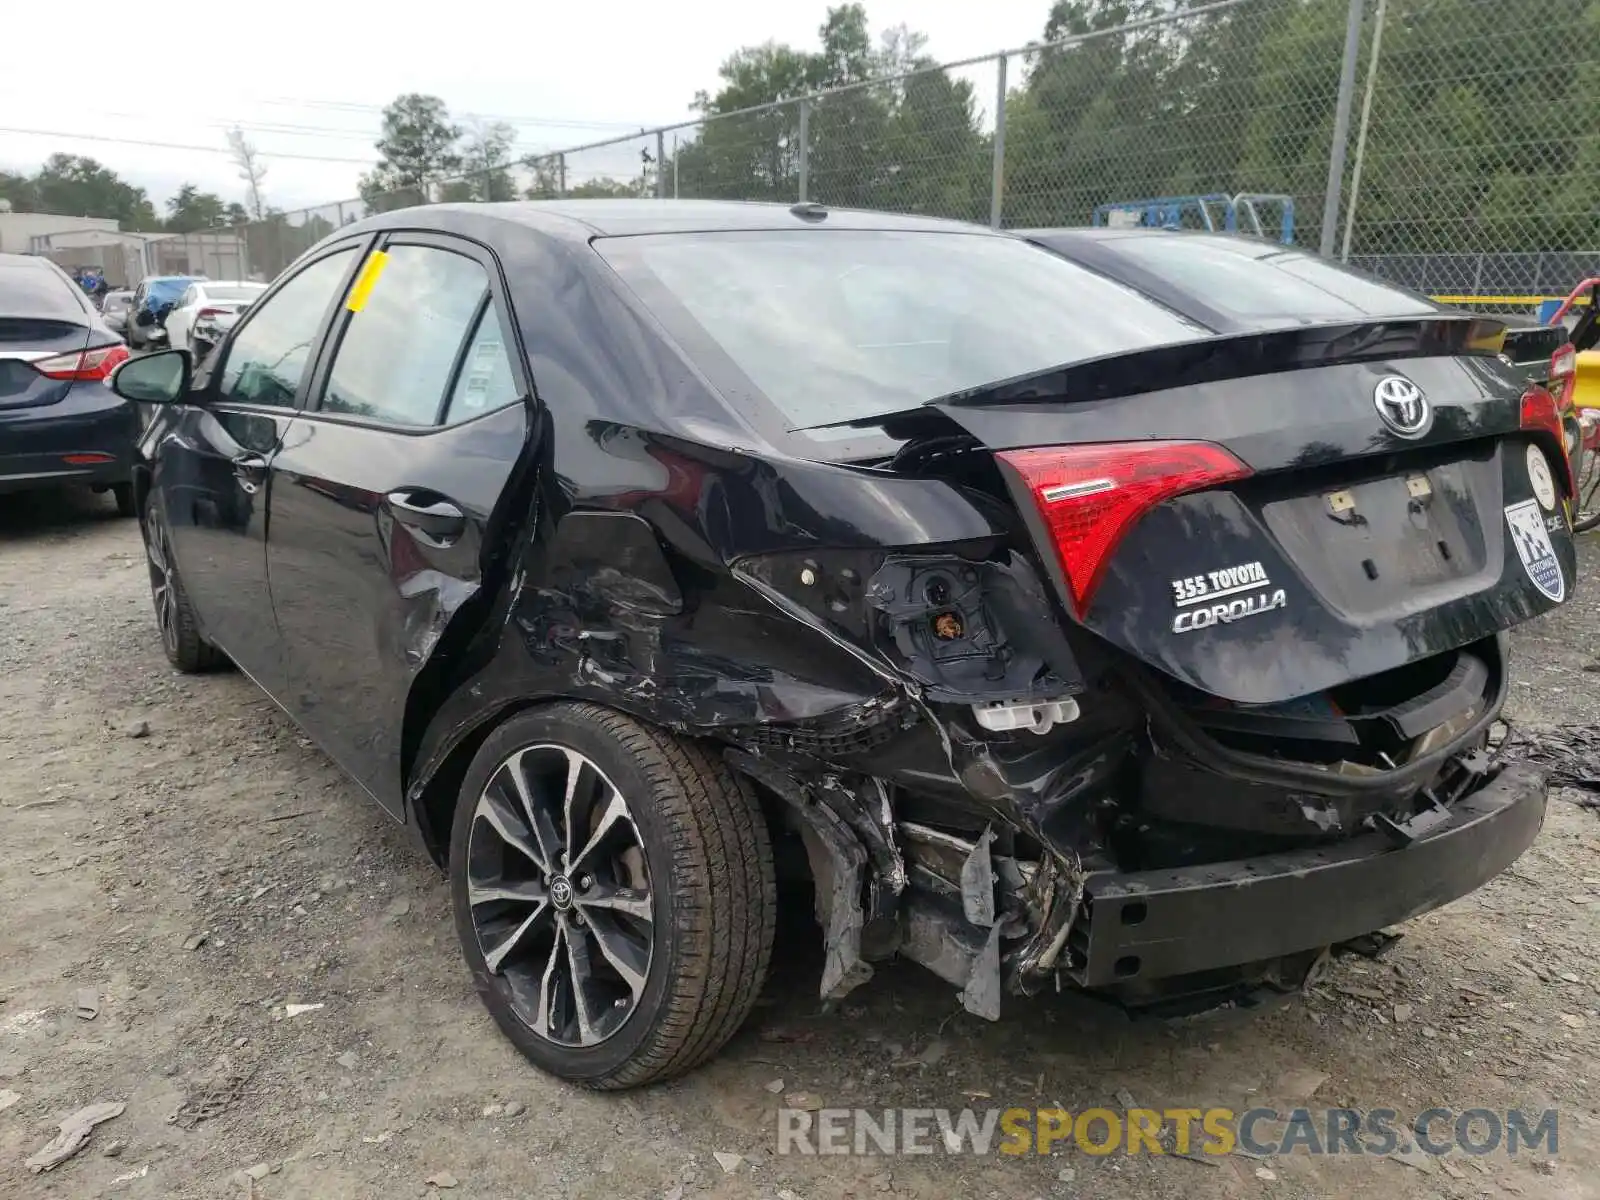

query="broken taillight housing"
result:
[998,441,1253,617]
[31,343,130,382]
[1520,384,1576,496]
[1549,343,1577,410]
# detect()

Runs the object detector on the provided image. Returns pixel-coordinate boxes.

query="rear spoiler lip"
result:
[802,314,1507,433]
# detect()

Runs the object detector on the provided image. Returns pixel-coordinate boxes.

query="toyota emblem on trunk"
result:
[1373,375,1431,437]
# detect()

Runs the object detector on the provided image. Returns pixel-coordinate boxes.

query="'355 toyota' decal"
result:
[1170,560,1288,633]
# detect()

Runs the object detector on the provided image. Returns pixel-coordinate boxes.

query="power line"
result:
[256,95,658,131]
[0,126,377,165]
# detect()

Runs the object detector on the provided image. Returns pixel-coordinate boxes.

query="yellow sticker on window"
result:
[345,250,389,313]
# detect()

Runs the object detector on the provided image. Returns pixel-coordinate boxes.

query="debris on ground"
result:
[283,1003,323,1018]
[181,933,207,952]
[785,1092,822,1111]
[1504,726,1600,803]
[502,1100,525,1117]
[764,1078,786,1094]
[122,719,150,739]
[0,1089,19,1112]
[171,1058,254,1130]
[713,1151,744,1174]
[425,1170,460,1188]
[75,988,99,1021]
[25,1100,125,1173]
[336,1051,358,1070]
[102,1139,126,1157]
[231,1162,272,1188]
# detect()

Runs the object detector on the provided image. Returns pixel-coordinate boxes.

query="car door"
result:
[154,242,367,696]
[264,234,533,817]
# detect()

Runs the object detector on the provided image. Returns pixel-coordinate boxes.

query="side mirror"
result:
[110,348,191,404]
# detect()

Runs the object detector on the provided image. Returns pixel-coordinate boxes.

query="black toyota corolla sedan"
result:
[110,200,1571,1089]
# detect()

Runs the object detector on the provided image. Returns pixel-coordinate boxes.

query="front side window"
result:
[217,249,355,408]
[596,230,1208,428]
[320,245,490,427]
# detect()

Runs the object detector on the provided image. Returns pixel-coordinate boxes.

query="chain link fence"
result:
[242,0,1599,309]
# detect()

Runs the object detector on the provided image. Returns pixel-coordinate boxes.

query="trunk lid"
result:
[926,324,1574,706]
[0,317,92,411]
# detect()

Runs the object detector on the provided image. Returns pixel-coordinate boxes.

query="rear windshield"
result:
[0,264,89,321]
[104,293,132,311]
[1100,235,1436,326]
[597,230,1208,427]
[203,285,263,301]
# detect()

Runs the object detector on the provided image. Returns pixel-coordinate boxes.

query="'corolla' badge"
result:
[1373,375,1431,438]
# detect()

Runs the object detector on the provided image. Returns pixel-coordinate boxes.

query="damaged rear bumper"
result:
[1064,761,1546,989]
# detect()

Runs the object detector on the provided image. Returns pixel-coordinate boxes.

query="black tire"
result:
[143,495,225,673]
[449,702,776,1089]
[112,482,136,518]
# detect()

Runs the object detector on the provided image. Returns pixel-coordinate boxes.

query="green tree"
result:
[165,183,228,233]
[358,93,463,209]
[28,155,159,228]
[460,120,519,201]
[0,170,36,211]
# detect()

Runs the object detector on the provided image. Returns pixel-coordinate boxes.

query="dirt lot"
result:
[1,489,1598,1200]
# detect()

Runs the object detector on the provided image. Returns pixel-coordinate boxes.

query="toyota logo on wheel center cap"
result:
[549,876,574,910]
[1373,375,1432,438]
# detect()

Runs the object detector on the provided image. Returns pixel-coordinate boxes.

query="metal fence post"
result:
[656,130,667,199]
[1319,0,1365,256]
[1340,0,1387,261]
[798,99,810,203]
[990,53,1007,229]
[558,154,567,199]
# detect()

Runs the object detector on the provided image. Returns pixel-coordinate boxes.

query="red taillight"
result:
[32,343,130,382]
[1521,385,1576,496]
[197,307,225,320]
[1550,343,1577,409]
[63,453,115,465]
[998,440,1253,617]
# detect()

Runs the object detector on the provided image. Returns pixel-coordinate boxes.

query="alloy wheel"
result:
[144,509,179,657]
[466,744,654,1048]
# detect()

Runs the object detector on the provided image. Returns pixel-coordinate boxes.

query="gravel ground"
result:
[2,488,1598,1200]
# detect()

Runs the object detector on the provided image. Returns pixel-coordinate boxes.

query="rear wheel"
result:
[143,497,224,672]
[449,703,776,1089]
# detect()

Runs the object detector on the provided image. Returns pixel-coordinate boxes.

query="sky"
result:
[0,0,1055,217]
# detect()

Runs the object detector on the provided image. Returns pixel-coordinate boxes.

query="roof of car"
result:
[357,199,997,241]
[0,252,57,270]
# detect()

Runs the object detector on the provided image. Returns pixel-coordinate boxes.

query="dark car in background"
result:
[126,275,204,350]
[113,201,1568,1090]
[0,253,137,514]
[100,289,135,336]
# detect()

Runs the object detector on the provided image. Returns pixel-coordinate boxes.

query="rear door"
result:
[264,234,532,816]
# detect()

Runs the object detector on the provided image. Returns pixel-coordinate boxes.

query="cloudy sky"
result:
[1,0,1054,216]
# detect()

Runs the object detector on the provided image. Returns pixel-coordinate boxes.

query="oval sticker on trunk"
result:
[1505,499,1565,601]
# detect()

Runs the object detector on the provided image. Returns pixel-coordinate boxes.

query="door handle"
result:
[386,490,466,543]
[231,452,267,493]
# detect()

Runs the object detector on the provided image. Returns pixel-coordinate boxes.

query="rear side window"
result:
[444,307,520,421]
[0,264,90,321]
[320,245,494,427]
[1101,236,1436,326]
[218,249,356,408]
